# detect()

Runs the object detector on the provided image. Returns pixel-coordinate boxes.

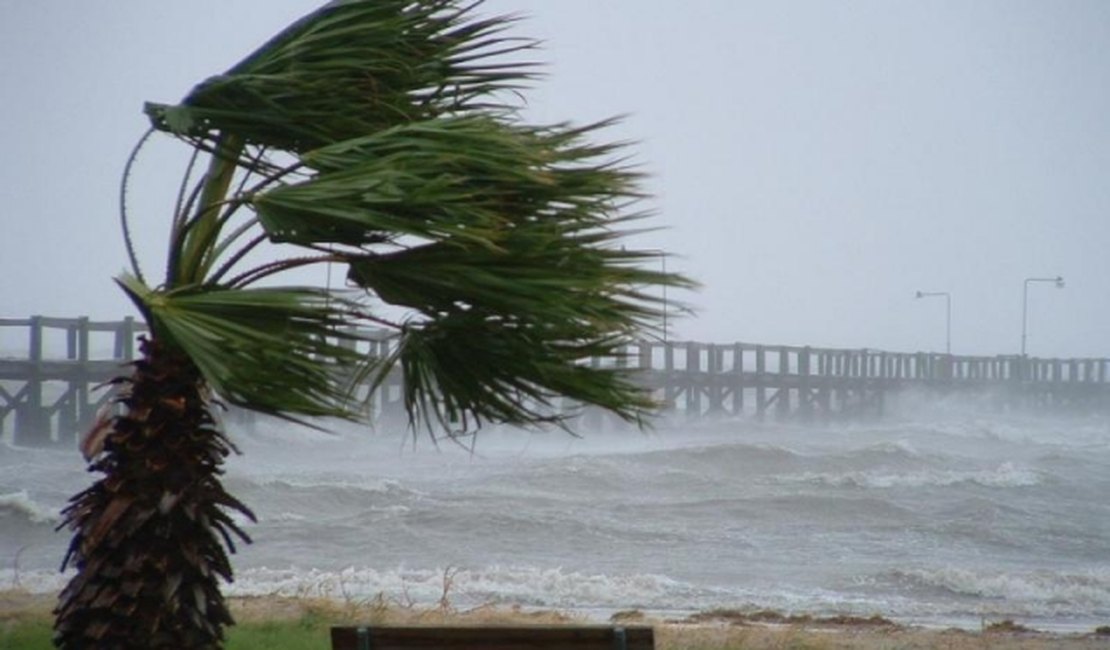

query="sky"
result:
[2,1,1108,359]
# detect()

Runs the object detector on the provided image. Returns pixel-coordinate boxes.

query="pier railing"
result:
[2,317,1108,445]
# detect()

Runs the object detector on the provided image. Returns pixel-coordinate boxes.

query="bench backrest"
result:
[330,625,654,650]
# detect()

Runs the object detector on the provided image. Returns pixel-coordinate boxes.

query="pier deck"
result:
[3,317,1107,445]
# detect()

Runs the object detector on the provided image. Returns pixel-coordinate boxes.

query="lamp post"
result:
[1021,276,1064,356]
[915,291,951,354]
[661,252,668,344]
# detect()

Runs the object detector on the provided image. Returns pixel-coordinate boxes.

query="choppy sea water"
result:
[2,399,1109,632]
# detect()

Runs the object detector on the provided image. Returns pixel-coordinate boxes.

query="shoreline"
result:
[553,604,1110,637]
[4,590,1109,649]
[10,565,1108,637]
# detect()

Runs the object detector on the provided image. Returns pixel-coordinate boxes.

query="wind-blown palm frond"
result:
[342,223,658,320]
[355,237,679,430]
[244,111,689,428]
[372,310,653,431]
[251,116,635,247]
[117,273,374,422]
[146,0,536,153]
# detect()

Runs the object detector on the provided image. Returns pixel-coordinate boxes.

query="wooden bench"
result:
[331,625,654,650]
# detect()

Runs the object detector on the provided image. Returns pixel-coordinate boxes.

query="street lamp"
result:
[915,291,951,354]
[661,252,668,344]
[1021,276,1064,356]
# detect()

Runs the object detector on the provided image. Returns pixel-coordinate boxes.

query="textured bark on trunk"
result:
[55,336,254,649]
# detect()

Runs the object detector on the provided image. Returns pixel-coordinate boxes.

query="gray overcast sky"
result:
[2,1,1108,358]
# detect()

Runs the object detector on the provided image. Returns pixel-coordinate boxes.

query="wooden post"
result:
[15,316,45,446]
[685,342,701,416]
[755,345,766,419]
[798,347,813,419]
[776,347,790,418]
[611,344,625,369]
[338,325,358,351]
[66,321,78,360]
[652,339,670,403]
[75,317,91,441]
[707,344,724,413]
[114,316,137,360]
[638,342,652,372]
[835,351,848,411]
[731,343,745,415]
[56,317,92,446]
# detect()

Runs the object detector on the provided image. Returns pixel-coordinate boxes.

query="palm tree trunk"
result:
[55,336,254,649]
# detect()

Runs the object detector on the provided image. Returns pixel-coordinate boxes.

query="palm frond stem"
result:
[167,177,207,286]
[119,128,156,285]
[206,231,266,286]
[168,194,240,286]
[240,160,307,197]
[224,254,340,289]
[172,146,202,249]
[212,195,253,236]
[231,146,270,199]
[169,151,295,287]
[176,133,245,286]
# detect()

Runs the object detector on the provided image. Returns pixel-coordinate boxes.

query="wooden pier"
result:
[628,341,1110,421]
[2,316,1108,446]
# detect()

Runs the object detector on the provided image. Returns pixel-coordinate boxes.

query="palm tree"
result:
[53,1,690,648]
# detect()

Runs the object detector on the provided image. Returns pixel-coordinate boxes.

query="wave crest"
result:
[0,490,60,525]
[780,462,1041,489]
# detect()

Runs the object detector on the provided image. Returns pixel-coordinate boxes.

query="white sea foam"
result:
[244,476,410,495]
[891,567,1110,614]
[226,565,710,612]
[0,490,61,525]
[780,462,1042,489]
[858,439,923,458]
[265,512,308,523]
[6,563,703,615]
[0,568,71,593]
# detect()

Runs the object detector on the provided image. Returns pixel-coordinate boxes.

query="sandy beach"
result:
[4,589,1109,649]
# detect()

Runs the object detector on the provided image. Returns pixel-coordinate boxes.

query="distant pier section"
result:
[2,316,1108,446]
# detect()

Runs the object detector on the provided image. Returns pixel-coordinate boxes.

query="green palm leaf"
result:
[118,274,374,422]
[250,116,635,247]
[368,310,655,431]
[146,0,536,152]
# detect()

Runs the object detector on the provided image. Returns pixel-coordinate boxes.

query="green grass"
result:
[1,615,331,650]
[225,612,332,649]
[1,619,52,650]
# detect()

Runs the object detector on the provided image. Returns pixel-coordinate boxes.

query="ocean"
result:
[2,399,1109,632]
